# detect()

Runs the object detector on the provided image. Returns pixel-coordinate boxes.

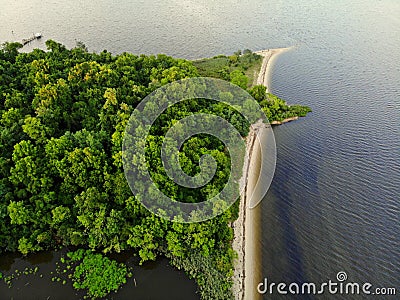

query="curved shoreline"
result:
[232,47,291,300]
[271,116,299,125]
[255,47,293,93]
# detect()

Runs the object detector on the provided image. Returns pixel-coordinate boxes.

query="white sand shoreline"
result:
[232,47,291,300]
[232,121,264,300]
[255,47,293,93]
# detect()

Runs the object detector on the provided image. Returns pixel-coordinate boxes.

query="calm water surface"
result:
[262,1,399,296]
[1,0,399,299]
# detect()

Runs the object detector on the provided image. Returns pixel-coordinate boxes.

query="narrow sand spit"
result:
[232,121,264,300]
[255,47,292,93]
[232,48,292,300]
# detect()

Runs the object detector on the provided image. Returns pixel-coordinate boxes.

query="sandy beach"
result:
[255,47,292,93]
[232,121,265,300]
[232,48,291,300]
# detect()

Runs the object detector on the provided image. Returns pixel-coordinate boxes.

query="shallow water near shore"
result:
[1,0,399,299]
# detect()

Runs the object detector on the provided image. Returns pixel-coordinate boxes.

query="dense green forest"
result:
[0,41,310,299]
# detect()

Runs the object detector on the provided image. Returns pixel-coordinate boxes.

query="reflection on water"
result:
[0,252,21,272]
[26,251,54,266]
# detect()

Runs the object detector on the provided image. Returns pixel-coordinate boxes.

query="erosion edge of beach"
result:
[232,47,291,300]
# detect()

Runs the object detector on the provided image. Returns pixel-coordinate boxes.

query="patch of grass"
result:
[192,56,230,78]
[192,50,262,88]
